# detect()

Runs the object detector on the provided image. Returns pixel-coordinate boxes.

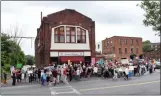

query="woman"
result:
[46,70,50,85]
[41,70,46,86]
[124,65,129,80]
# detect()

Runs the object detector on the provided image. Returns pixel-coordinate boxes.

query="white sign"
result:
[59,52,84,56]
[121,59,129,64]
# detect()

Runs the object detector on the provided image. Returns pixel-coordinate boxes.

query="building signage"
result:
[59,52,84,56]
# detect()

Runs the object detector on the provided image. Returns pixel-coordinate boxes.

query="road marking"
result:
[50,86,71,89]
[79,80,160,92]
[55,91,75,94]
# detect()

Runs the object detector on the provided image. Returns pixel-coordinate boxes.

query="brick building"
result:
[102,36,142,60]
[150,43,160,51]
[35,9,95,68]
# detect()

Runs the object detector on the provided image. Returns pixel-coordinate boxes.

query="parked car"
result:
[155,62,161,69]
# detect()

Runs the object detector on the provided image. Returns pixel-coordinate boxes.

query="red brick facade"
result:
[35,9,95,68]
[102,36,142,60]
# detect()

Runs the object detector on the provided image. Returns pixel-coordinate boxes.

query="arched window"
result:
[77,27,86,43]
[54,26,65,43]
[66,27,76,43]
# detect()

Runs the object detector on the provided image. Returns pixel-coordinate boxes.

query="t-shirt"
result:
[93,67,98,73]
[76,70,80,75]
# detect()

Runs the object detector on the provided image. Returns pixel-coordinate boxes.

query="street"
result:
[1,70,160,96]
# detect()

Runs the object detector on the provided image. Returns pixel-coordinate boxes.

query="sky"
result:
[1,1,160,56]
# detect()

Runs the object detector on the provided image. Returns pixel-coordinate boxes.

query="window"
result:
[66,27,76,43]
[131,48,133,53]
[136,48,138,54]
[119,39,122,44]
[131,39,133,45]
[125,39,127,45]
[125,48,127,54]
[136,40,139,45]
[54,27,65,43]
[98,44,100,49]
[77,27,86,43]
[119,48,122,54]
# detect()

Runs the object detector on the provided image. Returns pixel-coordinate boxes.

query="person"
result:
[12,70,16,86]
[124,65,129,80]
[57,66,61,84]
[63,67,67,84]
[38,69,41,83]
[52,67,58,86]
[3,72,7,84]
[93,65,98,77]
[41,70,46,86]
[68,67,73,81]
[113,67,118,80]
[46,70,50,85]
[76,68,80,81]
[28,69,33,84]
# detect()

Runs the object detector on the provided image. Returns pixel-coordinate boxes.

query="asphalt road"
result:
[1,70,160,96]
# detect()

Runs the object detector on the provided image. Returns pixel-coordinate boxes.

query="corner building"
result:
[35,9,95,67]
[102,36,142,60]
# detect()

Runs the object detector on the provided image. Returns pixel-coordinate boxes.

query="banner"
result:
[16,63,22,68]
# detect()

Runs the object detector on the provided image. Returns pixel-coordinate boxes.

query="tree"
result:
[137,0,160,36]
[139,54,144,59]
[25,55,34,65]
[142,40,153,52]
[1,33,25,73]
[130,54,136,60]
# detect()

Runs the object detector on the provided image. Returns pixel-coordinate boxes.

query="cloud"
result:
[1,1,160,56]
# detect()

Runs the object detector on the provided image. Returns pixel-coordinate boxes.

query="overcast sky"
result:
[1,1,160,56]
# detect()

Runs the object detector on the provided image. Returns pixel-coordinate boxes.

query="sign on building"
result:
[59,52,84,56]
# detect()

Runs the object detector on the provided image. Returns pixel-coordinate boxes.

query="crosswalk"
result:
[49,84,80,96]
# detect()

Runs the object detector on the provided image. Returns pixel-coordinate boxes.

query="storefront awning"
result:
[60,56,84,62]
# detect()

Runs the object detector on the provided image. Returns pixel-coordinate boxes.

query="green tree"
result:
[1,33,25,73]
[137,0,160,36]
[25,55,34,65]
[142,40,153,52]
[130,54,136,60]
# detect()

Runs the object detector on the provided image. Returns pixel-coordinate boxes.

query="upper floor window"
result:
[77,27,86,43]
[54,27,65,43]
[119,39,122,44]
[131,39,133,45]
[125,48,127,54]
[125,39,127,45]
[131,48,133,53]
[136,40,139,45]
[136,48,138,54]
[119,48,122,54]
[66,27,76,43]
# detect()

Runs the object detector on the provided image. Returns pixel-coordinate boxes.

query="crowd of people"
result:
[10,59,157,86]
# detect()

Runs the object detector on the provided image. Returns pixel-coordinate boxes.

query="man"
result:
[52,67,58,86]
[12,70,16,86]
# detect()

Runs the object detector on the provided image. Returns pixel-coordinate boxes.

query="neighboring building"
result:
[35,9,95,68]
[150,43,160,51]
[96,41,102,54]
[143,42,160,60]
[143,50,160,60]
[102,36,142,60]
